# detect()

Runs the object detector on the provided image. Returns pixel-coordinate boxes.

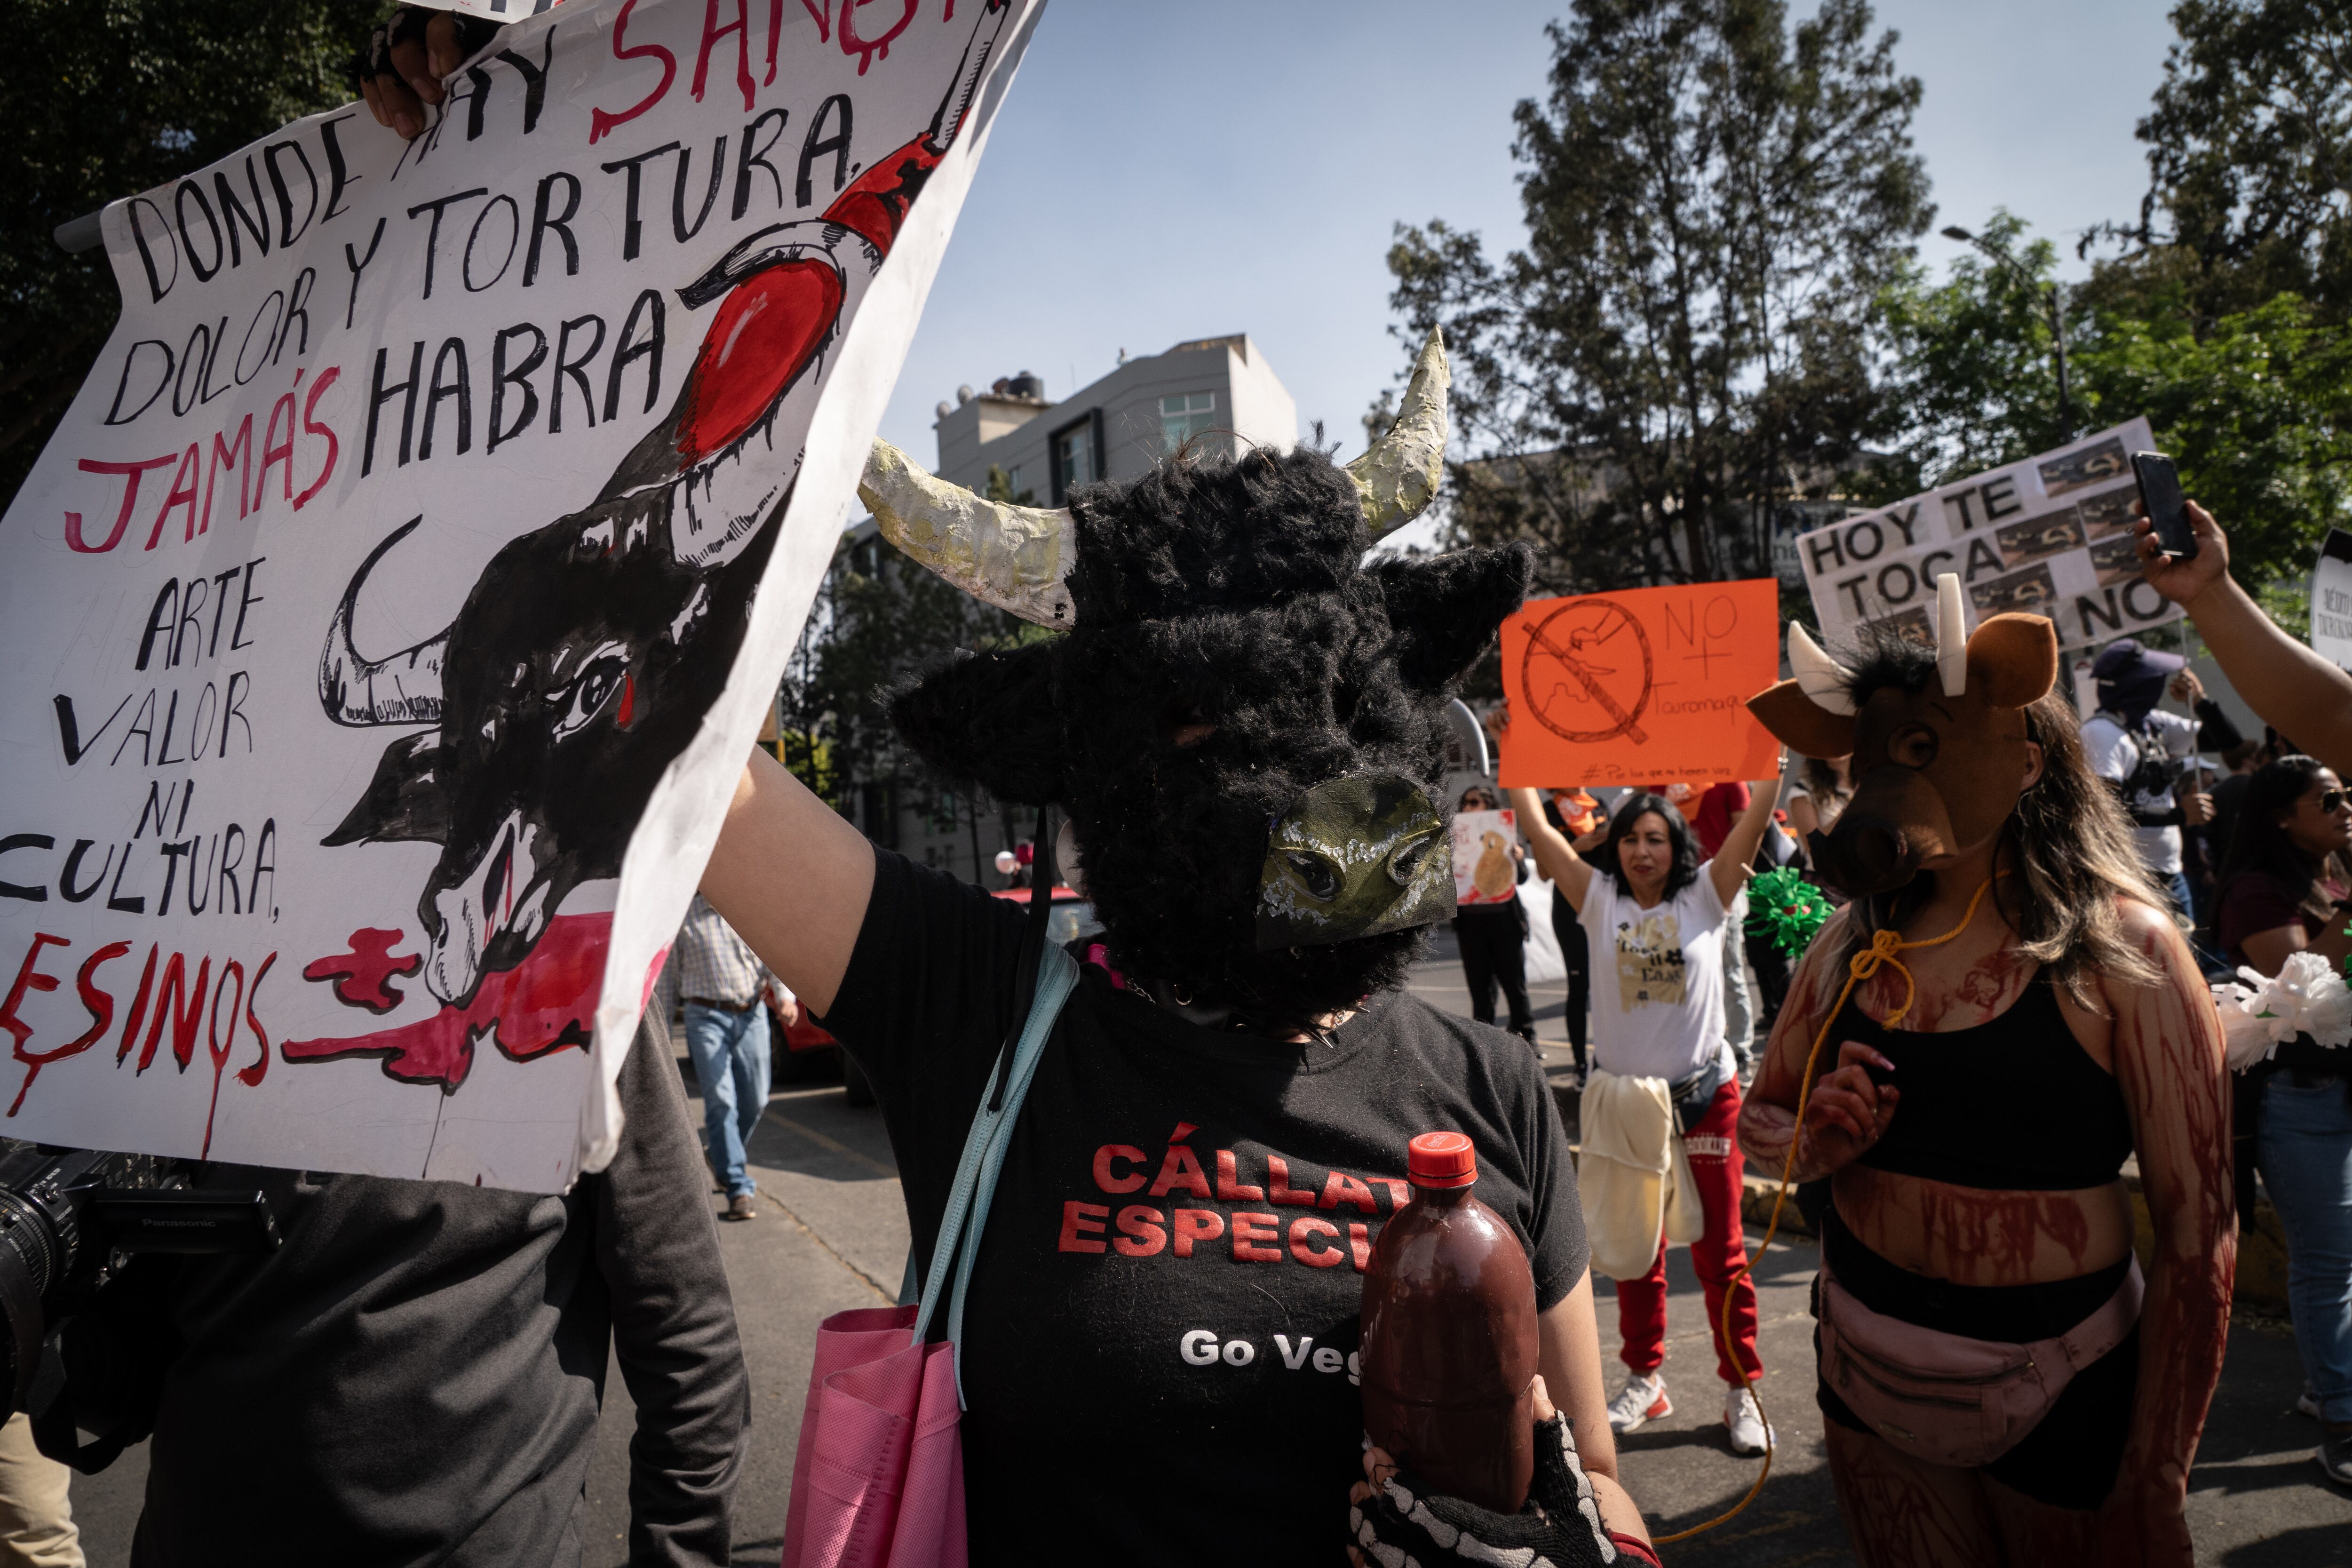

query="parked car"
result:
[783,883,1099,1106]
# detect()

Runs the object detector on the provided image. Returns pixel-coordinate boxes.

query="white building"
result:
[842,337,1300,880]
[931,334,1297,497]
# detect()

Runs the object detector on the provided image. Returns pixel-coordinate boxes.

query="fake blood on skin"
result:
[1359,1132,1538,1513]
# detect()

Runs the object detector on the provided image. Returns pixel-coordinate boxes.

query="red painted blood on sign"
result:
[301,928,423,1014]
[281,913,608,1093]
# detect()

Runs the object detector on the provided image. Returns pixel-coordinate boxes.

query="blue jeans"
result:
[2257,1071,2352,1424]
[684,1002,771,1199]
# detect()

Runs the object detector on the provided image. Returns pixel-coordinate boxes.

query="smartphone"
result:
[2133,451,2198,560]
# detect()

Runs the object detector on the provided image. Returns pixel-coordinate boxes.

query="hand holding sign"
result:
[357,6,502,142]
[1497,581,1782,788]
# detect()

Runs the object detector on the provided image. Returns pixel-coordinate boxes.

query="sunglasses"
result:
[2319,789,2349,813]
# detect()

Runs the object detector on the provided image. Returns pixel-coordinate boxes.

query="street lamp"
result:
[1942,224,2073,444]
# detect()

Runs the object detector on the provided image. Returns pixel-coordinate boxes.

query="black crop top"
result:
[1829,979,2135,1191]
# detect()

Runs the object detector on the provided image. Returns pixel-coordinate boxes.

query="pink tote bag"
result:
[780,944,1077,1568]
[779,1307,968,1568]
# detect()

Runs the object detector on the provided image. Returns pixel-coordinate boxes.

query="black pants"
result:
[1550,894,1589,1068]
[1454,908,1533,1035]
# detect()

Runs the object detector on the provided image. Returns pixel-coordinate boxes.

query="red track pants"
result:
[1613,1078,1762,1385]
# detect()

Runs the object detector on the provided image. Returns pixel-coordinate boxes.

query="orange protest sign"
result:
[1496,581,1782,788]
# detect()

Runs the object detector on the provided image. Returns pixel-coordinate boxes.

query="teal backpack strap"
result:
[907,941,1078,1408]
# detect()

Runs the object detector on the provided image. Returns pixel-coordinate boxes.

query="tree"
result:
[1877,218,2352,596]
[0,0,379,508]
[2077,292,2352,595]
[1874,212,2082,491]
[1385,0,1930,594]
[2090,0,2352,333]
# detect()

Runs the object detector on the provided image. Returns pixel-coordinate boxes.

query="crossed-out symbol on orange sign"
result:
[1519,598,1654,745]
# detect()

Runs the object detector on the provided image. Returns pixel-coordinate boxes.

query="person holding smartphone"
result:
[2133,501,2352,780]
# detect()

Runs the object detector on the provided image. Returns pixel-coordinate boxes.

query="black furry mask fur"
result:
[889,445,1533,1031]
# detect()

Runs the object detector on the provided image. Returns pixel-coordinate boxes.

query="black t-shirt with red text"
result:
[819,849,1590,1567]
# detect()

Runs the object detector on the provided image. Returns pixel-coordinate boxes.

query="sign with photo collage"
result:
[1791,419,2181,656]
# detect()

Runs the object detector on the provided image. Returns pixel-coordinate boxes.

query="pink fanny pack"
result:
[1813,1251,2143,1469]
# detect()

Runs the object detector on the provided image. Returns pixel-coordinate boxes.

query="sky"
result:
[879,0,2182,521]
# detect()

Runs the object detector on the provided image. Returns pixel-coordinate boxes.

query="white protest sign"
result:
[1450,809,1520,907]
[0,0,1042,1191]
[1793,420,2182,653]
[2312,530,2352,673]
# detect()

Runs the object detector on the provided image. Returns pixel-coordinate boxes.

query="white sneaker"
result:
[2298,1384,2322,1420]
[1606,1371,1670,1434]
[1724,1383,1773,1456]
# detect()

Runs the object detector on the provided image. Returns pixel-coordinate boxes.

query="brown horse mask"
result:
[1745,575,2058,898]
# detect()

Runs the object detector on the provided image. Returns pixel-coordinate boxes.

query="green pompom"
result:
[1747,866,1833,958]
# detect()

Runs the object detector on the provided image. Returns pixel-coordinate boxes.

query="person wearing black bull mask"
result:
[701,333,1658,1566]
[2082,637,2243,931]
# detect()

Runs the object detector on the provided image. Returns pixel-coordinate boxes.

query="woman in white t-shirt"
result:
[1510,764,1784,1457]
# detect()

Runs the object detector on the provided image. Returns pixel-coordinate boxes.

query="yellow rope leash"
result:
[1652,872,2004,1547]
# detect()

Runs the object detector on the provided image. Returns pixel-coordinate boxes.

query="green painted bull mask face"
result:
[1256,773,1454,950]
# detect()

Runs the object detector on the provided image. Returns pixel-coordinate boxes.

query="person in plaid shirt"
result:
[674,894,795,1220]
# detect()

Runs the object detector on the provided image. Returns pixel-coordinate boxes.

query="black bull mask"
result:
[1745,592,2059,898]
[868,331,1535,1024]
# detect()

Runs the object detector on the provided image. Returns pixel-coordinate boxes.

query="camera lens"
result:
[0,1186,62,1415]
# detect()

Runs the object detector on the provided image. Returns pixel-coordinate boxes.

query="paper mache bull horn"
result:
[867,327,1535,1029]
[1746,573,2058,897]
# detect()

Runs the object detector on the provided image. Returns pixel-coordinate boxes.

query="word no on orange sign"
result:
[1497,581,1782,788]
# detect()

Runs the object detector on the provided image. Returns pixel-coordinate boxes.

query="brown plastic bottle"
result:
[1359,1130,1539,1513]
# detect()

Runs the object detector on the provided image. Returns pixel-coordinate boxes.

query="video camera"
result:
[0,1144,280,1420]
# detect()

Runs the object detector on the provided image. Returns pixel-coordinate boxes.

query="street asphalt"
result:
[60,926,2352,1564]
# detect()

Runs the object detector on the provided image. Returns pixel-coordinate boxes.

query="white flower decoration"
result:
[2212,950,2352,1072]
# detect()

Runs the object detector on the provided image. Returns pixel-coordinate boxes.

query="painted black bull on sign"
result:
[319,3,1018,1009]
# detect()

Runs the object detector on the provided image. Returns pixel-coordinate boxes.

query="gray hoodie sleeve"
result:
[598,1014,752,1567]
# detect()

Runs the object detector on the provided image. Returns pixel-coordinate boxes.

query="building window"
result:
[1005,464,1025,501]
[1055,424,1094,497]
[1161,391,1217,452]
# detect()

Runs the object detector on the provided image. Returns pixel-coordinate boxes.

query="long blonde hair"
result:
[1815,686,2169,1015]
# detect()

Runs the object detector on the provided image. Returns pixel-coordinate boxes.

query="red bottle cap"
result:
[1407,1131,1477,1188]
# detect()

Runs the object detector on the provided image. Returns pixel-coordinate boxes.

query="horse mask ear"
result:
[1964,613,2059,709]
[1747,680,1857,760]
[887,643,1066,805]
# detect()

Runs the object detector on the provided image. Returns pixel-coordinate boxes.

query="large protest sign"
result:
[0,0,1041,1190]
[1496,581,1781,788]
[1793,419,2182,655]
[2312,530,2352,672]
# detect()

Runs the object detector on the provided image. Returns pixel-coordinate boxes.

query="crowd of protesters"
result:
[8,8,2346,1561]
[1430,493,2350,1557]
[27,494,2344,1563]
